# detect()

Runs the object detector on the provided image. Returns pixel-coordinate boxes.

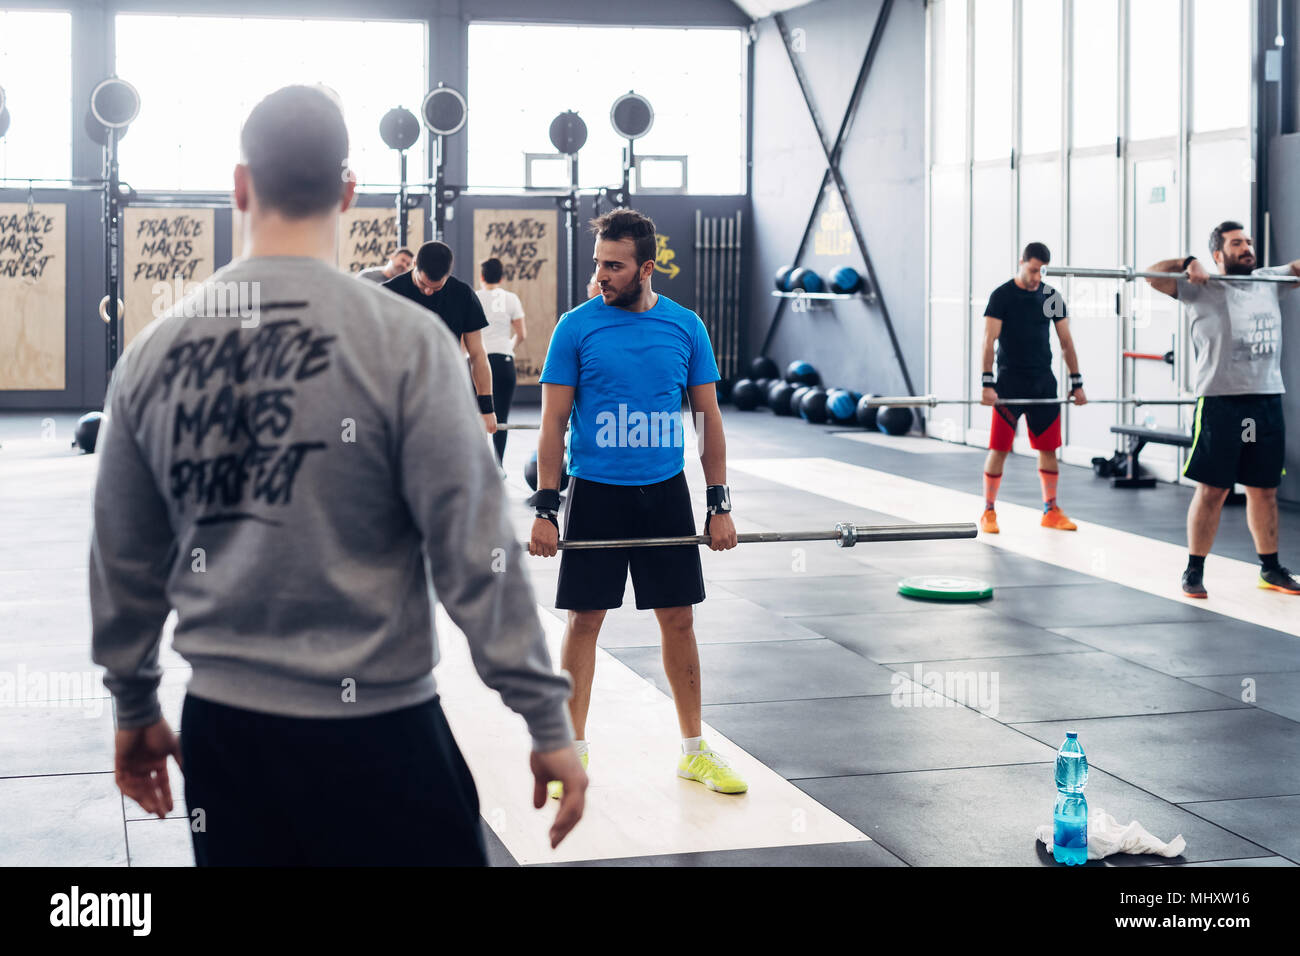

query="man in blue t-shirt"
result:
[529,209,748,798]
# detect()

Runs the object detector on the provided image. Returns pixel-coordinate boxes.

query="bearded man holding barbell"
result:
[529,208,749,799]
[1146,220,1300,599]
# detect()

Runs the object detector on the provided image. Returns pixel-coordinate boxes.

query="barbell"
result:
[861,395,1195,409]
[1044,264,1298,285]
[545,521,977,551]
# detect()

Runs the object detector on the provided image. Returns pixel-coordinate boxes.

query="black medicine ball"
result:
[855,394,880,430]
[524,450,571,491]
[768,380,797,415]
[732,378,762,410]
[749,356,780,380]
[73,411,103,454]
[877,406,914,436]
[799,387,829,423]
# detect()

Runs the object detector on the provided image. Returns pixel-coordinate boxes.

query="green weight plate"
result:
[898,575,993,601]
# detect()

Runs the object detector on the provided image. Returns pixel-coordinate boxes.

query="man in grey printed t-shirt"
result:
[1146,220,1300,599]
[89,85,585,865]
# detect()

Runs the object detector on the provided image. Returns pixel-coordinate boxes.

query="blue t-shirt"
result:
[540,293,720,485]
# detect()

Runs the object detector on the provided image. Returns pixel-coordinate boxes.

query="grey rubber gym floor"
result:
[2,407,1297,867]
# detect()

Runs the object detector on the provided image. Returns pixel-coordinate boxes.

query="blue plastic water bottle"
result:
[1053,731,1088,865]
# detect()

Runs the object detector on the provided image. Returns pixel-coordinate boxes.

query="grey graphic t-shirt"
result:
[89,256,572,751]
[1177,265,1291,396]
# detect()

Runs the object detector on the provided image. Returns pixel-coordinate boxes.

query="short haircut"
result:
[1022,242,1051,265]
[1210,220,1245,255]
[240,85,348,219]
[480,257,504,284]
[392,248,413,259]
[590,208,657,266]
[415,241,453,281]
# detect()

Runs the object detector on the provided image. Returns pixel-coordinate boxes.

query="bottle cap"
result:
[1065,731,1077,738]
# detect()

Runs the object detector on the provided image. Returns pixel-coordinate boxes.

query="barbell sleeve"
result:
[550,521,978,551]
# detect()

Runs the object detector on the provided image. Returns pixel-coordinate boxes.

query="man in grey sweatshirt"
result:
[89,84,585,865]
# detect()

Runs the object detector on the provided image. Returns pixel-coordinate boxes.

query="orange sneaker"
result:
[979,509,999,534]
[1041,505,1077,531]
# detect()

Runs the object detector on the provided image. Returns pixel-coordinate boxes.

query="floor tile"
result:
[0,773,126,866]
[1013,710,1300,802]
[797,764,1269,866]
[697,695,1053,778]
[799,608,1094,663]
[1048,621,1300,678]
[611,639,911,704]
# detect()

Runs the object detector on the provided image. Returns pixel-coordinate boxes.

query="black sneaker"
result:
[1181,566,1208,599]
[1258,566,1300,595]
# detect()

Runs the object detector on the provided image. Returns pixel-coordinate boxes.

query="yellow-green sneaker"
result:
[677,741,748,794]
[547,748,589,801]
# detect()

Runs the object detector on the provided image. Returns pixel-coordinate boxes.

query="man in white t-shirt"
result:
[475,257,527,469]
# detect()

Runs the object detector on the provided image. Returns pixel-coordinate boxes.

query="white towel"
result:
[1036,809,1186,860]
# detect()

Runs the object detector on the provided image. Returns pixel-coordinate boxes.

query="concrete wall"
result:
[746,0,925,397]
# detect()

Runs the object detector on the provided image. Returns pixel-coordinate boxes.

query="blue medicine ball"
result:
[830,266,862,294]
[784,360,820,386]
[826,389,857,424]
[790,268,823,292]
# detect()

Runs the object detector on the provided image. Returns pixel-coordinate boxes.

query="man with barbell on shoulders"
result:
[1146,220,1300,598]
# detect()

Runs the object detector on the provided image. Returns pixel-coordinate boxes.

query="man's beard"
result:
[606,272,643,308]
[1224,252,1255,276]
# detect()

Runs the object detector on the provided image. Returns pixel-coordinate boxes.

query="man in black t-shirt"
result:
[978,242,1087,535]
[384,240,497,434]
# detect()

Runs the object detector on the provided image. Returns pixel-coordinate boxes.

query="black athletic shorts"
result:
[555,470,706,611]
[1184,394,1286,489]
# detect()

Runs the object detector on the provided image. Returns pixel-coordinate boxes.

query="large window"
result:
[467,24,746,194]
[971,0,1012,161]
[927,0,1257,468]
[1128,0,1181,141]
[1192,0,1249,132]
[1070,0,1118,148]
[931,0,967,166]
[1020,0,1062,156]
[114,15,427,192]
[0,10,72,181]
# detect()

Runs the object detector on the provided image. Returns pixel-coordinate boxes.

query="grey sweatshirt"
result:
[89,255,573,752]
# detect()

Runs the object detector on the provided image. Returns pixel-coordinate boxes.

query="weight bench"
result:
[1095,424,1193,488]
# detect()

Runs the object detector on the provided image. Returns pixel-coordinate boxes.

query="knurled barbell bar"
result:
[861,395,1195,409]
[545,521,977,551]
[1044,264,1299,285]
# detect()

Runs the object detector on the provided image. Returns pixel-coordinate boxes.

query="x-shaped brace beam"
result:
[760,0,916,396]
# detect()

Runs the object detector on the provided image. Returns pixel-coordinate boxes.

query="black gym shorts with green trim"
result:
[555,470,706,611]
[1183,394,1286,489]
